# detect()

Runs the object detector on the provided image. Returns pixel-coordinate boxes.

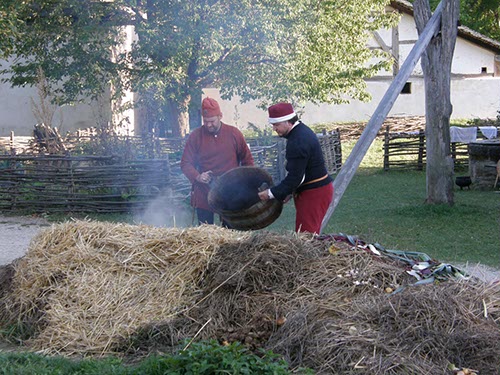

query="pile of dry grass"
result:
[1,220,500,374]
[0,221,247,355]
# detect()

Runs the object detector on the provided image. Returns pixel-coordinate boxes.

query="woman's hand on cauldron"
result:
[258,189,270,201]
[196,171,213,184]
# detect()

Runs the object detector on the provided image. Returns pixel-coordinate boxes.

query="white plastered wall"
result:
[0,78,98,137]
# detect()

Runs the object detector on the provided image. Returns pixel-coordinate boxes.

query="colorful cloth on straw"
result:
[316,233,468,293]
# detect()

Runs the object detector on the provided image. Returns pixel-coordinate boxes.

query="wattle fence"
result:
[0,155,171,212]
[382,125,499,171]
[0,128,342,213]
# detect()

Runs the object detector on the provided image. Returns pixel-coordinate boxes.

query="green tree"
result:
[416,0,500,41]
[0,1,128,112]
[1,0,398,136]
[0,1,22,57]
[459,0,500,40]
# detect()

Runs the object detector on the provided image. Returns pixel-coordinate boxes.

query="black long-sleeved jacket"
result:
[270,122,332,201]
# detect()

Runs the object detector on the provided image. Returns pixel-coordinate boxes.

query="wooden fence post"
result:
[383,126,390,171]
[336,128,342,170]
[9,131,14,155]
[277,139,286,181]
[418,130,425,170]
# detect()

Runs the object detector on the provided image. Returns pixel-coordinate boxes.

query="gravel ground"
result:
[0,214,498,282]
[0,214,50,266]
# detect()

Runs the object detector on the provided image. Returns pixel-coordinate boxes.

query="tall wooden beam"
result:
[392,25,400,76]
[320,0,445,234]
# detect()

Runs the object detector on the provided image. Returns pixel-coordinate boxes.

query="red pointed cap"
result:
[268,102,296,124]
[202,97,222,117]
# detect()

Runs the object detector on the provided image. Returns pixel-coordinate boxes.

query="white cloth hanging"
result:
[478,126,498,139]
[450,126,477,144]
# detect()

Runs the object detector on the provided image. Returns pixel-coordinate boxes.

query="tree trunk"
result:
[189,91,202,132]
[166,97,190,137]
[414,0,459,205]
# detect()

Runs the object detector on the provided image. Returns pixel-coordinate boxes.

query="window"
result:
[401,82,412,94]
[481,67,487,74]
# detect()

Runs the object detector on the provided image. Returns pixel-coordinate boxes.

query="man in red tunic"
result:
[181,97,254,225]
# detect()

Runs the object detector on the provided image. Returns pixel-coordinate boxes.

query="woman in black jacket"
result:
[258,102,333,234]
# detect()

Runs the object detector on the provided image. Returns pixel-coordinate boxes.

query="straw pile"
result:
[1,220,500,374]
[0,221,247,356]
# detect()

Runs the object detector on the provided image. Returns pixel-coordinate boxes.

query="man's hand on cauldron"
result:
[196,171,213,184]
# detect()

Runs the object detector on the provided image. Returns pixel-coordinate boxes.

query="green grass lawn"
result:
[331,170,498,266]
[265,139,500,267]
[265,169,499,267]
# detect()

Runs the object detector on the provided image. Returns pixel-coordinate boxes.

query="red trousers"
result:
[294,183,334,234]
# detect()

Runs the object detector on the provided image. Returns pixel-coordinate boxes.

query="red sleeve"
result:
[180,131,200,183]
[235,129,254,166]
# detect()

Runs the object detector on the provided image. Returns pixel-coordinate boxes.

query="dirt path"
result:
[0,215,50,266]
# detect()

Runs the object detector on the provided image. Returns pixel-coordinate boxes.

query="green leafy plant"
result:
[131,340,307,375]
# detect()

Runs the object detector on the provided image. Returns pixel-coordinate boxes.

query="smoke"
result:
[133,188,192,228]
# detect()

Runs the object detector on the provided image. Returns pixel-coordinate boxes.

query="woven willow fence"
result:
[383,126,469,171]
[0,156,172,212]
[0,128,341,213]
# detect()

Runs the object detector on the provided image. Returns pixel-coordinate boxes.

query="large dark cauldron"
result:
[208,167,283,230]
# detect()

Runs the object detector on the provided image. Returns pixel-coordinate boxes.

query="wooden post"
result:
[392,25,400,76]
[320,0,444,234]
[383,125,390,171]
[9,131,14,155]
[450,142,457,165]
[418,130,425,170]
[276,139,286,182]
[336,128,342,171]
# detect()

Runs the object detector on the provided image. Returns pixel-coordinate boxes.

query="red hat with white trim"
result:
[268,102,296,124]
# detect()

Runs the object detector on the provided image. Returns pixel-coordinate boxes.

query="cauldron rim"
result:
[208,166,282,230]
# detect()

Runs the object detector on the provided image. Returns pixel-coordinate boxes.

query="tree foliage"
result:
[418,0,500,41]
[0,0,398,135]
[459,0,500,41]
[0,1,23,57]
[0,1,127,103]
